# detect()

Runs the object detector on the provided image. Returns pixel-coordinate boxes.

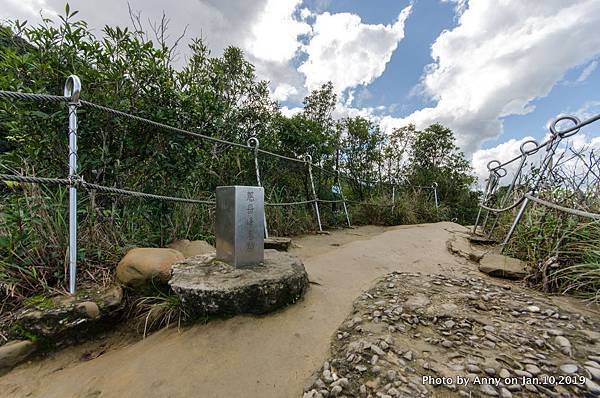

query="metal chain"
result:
[79,100,250,150]
[524,193,600,220]
[0,90,69,103]
[0,174,215,205]
[0,174,70,186]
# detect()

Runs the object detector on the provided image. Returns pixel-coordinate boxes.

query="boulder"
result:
[116,248,184,286]
[169,249,309,315]
[0,340,37,372]
[478,253,527,279]
[265,237,292,251]
[14,285,124,340]
[168,239,215,258]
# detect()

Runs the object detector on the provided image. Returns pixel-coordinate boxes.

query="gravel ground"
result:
[304,272,600,398]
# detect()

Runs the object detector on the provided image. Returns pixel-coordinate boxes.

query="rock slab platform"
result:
[169,249,309,315]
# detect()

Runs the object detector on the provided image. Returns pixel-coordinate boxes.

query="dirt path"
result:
[0,223,500,397]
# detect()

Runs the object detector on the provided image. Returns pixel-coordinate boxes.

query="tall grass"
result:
[503,203,600,303]
[0,180,442,317]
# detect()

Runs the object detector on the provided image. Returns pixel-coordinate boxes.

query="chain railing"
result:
[0,75,440,293]
[473,113,600,251]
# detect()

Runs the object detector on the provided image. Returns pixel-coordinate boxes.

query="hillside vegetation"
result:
[0,9,478,312]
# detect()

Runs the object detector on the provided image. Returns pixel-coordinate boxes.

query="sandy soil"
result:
[0,223,500,397]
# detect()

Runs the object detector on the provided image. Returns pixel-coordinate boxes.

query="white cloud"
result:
[298,5,412,93]
[245,0,309,64]
[395,0,600,155]
[0,0,57,21]
[568,100,600,121]
[271,83,299,102]
[576,60,598,82]
[0,0,311,100]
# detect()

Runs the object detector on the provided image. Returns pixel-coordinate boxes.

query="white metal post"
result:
[65,75,81,295]
[248,137,268,239]
[305,155,322,232]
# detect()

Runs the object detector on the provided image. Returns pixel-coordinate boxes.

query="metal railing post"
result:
[248,137,268,239]
[391,182,396,212]
[337,175,351,227]
[501,116,578,249]
[473,172,493,234]
[486,140,538,239]
[65,75,81,295]
[432,182,439,209]
[305,155,322,232]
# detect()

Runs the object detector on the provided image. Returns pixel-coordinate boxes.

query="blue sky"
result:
[2,0,600,181]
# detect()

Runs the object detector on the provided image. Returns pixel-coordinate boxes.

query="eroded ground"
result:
[1,223,598,398]
[304,273,600,397]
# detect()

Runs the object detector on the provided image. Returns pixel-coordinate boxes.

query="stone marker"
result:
[216,186,264,267]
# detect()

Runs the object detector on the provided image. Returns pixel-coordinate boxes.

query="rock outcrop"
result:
[116,248,184,286]
[169,250,308,315]
[13,285,124,340]
[478,252,527,279]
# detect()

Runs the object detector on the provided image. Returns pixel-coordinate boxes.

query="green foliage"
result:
[0,9,478,314]
[407,124,479,224]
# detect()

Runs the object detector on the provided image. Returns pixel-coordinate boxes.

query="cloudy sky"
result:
[2,0,600,182]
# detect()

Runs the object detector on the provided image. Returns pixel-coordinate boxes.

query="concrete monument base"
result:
[169,250,308,315]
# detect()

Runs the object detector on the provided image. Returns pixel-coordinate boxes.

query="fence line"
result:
[0,76,441,293]
[473,113,600,249]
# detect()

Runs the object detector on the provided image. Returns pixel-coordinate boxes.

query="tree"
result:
[340,116,384,199]
[407,124,479,223]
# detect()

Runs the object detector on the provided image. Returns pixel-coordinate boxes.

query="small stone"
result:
[585,366,600,381]
[371,354,379,365]
[331,385,343,396]
[526,305,540,313]
[524,364,541,376]
[559,364,578,374]
[76,301,100,319]
[371,344,385,356]
[444,320,456,329]
[585,361,600,369]
[480,384,498,396]
[554,336,572,356]
[402,351,413,361]
[585,378,600,395]
[467,364,482,373]
[386,370,397,381]
[441,340,453,348]
[513,369,532,378]
[484,368,496,376]
[523,384,537,393]
[499,369,511,379]
[534,339,544,348]
[359,384,367,395]
[499,387,512,398]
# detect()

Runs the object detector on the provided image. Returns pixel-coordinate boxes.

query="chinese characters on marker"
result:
[246,191,255,251]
